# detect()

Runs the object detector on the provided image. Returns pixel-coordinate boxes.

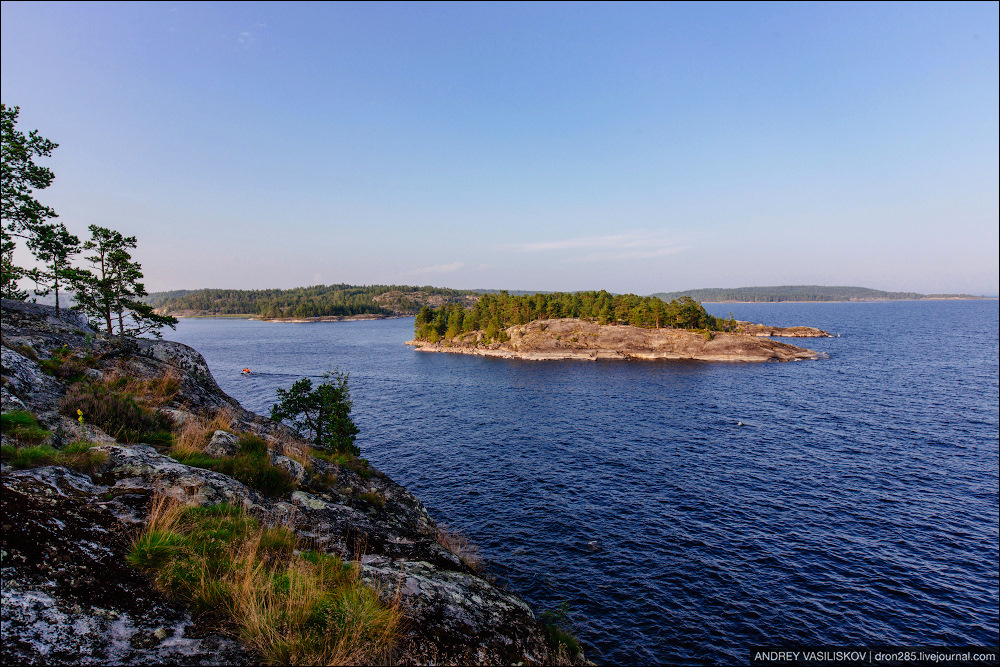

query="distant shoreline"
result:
[166,313,406,322]
[700,296,995,304]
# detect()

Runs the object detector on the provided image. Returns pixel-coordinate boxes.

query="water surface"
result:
[165,300,999,664]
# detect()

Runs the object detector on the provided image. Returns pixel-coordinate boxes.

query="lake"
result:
[163,300,999,665]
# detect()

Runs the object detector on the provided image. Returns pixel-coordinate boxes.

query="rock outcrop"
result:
[408,317,828,362]
[1,299,567,665]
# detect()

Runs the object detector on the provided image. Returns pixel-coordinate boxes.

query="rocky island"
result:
[408,317,826,362]
[408,292,831,363]
[1,299,578,665]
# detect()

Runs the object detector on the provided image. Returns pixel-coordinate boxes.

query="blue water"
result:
[164,300,999,665]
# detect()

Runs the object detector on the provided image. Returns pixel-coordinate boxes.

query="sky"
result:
[2,1,997,295]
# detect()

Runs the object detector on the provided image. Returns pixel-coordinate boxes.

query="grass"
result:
[128,494,400,665]
[98,367,182,408]
[171,432,296,497]
[1,410,51,444]
[359,491,385,508]
[314,451,372,480]
[435,524,482,572]
[172,411,236,457]
[166,411,299,497]
[0,440,108,472]
[39,344,94,383]
[540,604,584,664]
[60,378,175,446]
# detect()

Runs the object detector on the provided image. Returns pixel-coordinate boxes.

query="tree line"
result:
[2,103,176,337]
[150,284,481,318]
[414,291,733,343]
[649,285,964,302]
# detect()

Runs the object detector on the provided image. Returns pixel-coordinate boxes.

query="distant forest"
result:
[146,284,480,318]
[414,291,730,344]
[651,285,983,303]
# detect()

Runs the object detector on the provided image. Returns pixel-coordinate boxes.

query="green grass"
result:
[314,451,372,480]
[1,410,52,444]
[171,436,296,497]
[0,440,107,472]
[128,498,399,664]
[540,604,584,662]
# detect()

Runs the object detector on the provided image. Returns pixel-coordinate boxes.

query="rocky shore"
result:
[1,299,573,665]
[407,318,828,362]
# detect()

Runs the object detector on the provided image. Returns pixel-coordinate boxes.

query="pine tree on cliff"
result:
[66,224,178,337]
[26,222,80,317]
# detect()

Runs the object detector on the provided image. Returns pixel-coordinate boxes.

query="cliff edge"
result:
[1,299,573,665]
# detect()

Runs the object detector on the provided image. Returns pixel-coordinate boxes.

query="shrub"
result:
[39,345,91,383]
[128,495,400,665]
[60,381,174,444]
[270,371,360,456]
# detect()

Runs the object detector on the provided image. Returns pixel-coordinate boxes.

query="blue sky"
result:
[2,1,997,294]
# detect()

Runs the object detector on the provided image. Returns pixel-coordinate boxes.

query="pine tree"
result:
[67,224,177,337]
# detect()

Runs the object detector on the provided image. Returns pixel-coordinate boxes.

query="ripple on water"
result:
[165,301,999,664]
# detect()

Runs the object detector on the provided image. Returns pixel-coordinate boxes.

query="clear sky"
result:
[2,1,997,295]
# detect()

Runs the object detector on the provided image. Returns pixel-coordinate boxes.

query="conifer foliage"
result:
[2,103,175,338]
[270,371,360,456]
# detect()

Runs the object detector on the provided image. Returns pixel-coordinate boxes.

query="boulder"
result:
[205,430,240,458]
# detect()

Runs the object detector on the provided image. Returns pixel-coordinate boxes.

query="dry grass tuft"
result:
[129,493,400,665]
[435,524,482,572]
[279,436,312,469]
[172,410,235,457]
[99,365,183,408]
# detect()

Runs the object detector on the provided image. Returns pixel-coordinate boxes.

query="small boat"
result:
[241,368,251,375]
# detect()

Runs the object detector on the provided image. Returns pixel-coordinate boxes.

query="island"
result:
[407,292,832,362]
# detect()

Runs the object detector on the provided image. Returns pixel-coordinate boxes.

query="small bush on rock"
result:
[60,381,174,444]
[39,345,92,383]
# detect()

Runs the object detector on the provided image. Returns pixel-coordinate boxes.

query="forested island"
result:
[409,292,830,362]
[147,284,480,319]
[651,285,986,303]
